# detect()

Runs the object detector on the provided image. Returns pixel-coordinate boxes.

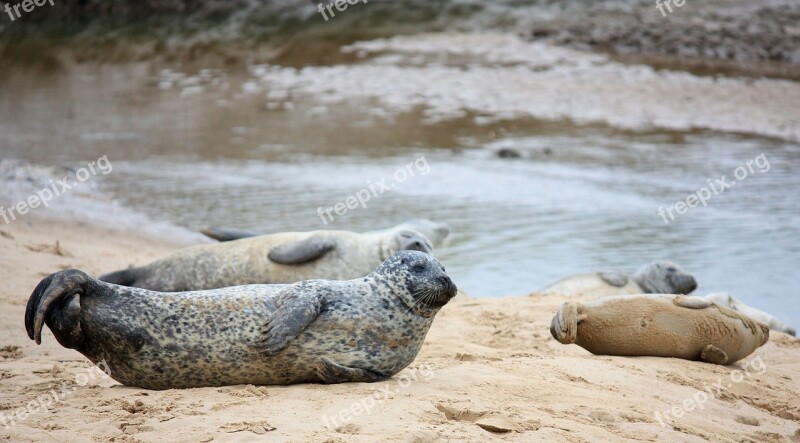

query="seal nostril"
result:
[438,276,453,289]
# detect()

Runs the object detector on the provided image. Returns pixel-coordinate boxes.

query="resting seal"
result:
[703,292,795,336]
[99,225,435,292]
[201,219,451,248]
[550,294,769,364]
[541,260,697,297]
[25,251,457,389]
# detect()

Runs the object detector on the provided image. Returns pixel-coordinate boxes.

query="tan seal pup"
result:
[26,251,457,389]
[550,294,769,364]
[99,225,436,292]
[541,260,697,297]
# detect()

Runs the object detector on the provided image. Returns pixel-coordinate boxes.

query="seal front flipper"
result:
[260,286,325,355]
[200,226,260,242]
[673,295,713,309]
[598,271,629,288]
[267,236,337,265]
[700,344,729,365]
[315,357,386,383]
[25,269,91,347]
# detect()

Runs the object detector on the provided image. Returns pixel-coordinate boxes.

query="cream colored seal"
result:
[703,292,795,336]
[542,261,697,297]
[550,294,769,364]
[99,224,436,292]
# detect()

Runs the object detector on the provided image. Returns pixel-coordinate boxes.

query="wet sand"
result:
[1,216,798,442]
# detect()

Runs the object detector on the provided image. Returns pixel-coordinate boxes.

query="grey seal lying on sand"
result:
[99,225,436,292]
[26,251,457,389]
[541,260,697,297]
[703,292,795,336]
[550,294,769,364]
[201,219,451,248]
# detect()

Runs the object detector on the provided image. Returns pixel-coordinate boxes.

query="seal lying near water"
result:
[26,251,457,389]
[99,224,435,292]
[200,219,451,248]
[550,294,769,364]
[541,260,697,297]
[704,292,795,336]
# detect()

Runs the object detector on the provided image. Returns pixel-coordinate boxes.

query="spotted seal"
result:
[200,219,451,248]
[25,251,457,389]
[99,225,436,292]
[703,292,795,336]
[541,260,697,297]
[550,294,769,364]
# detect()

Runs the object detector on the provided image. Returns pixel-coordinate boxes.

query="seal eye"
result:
[412,265,425,273]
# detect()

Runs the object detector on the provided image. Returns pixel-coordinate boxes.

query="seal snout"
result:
[397,230,434,255]
[437,275,458,304]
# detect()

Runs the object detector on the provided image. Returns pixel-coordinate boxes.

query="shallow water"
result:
[1,34,798,328]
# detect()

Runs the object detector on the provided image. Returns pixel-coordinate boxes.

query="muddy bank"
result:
[528,0,800,79]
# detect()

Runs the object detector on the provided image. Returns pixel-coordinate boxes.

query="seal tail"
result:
[200,226,259,242]
[98,267,142,287]
[25,269,90,347]
[550,302,580,344]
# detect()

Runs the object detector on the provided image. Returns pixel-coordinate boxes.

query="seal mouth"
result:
[420,276,457,308]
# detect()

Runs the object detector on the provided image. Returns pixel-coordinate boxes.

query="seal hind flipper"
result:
[200,227,260,242]
[268,236,337,265]
[598,271,629,288]
[260,287,325,355]
[700,344,729,365]
[98,267,143,287]
[316,357,386,383]
[25,269,90,347]
[550,302,582,344]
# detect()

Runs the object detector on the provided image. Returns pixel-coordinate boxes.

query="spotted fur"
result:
[25,251,457,390]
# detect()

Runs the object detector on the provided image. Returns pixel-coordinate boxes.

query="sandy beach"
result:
[1,216,798,442]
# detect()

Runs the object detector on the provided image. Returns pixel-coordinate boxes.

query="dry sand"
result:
[1,217,798,442]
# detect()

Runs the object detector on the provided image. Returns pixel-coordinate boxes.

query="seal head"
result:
[379,230,435,261]
[633,260,697,295]
[380,219,451,248]
[372,250,457,318]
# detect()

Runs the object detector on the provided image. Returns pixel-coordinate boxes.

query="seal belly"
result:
[80,286,282,389]
[568,295,769,363]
